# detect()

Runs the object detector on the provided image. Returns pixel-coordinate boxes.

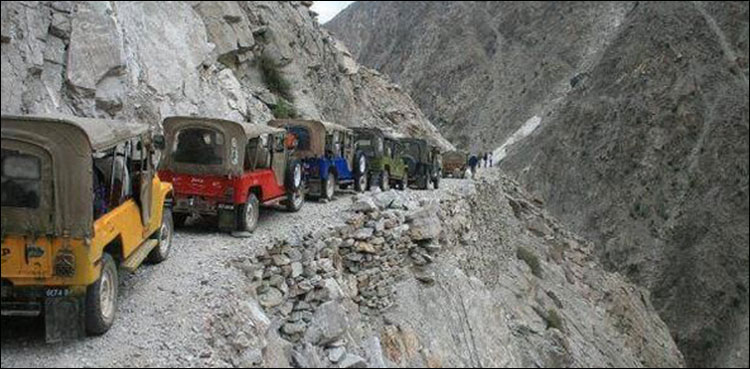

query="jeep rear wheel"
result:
[148,209,173,263]
[85,253,118,336]
[398,172,408,191]
[173,212,188,228]
[238,193,260,232]
[380,170,390,191]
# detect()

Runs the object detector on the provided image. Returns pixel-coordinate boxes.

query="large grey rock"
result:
[194,1,254,62]
[67,2,125,91]
[304,301,349,346]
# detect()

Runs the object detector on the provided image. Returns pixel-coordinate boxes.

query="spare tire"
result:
[402,155,417,177]
[284,159,303,192]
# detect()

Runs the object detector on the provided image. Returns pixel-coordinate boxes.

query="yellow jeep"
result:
[1,115,173,342]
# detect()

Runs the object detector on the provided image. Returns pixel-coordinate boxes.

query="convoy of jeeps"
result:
[0,114,463,342]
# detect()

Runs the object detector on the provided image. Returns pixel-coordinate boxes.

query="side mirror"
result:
[153,135,166,151]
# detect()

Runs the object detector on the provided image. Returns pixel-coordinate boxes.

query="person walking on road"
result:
[468,154,479,179]
[483,152,488,168]
[489,151,493,167]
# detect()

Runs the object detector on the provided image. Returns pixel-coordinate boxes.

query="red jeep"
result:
[158,116,304,233]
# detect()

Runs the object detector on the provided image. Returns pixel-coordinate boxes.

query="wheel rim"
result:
[99,266,116,322]
[159,218,172,255]
[245,198,258,230]
[293,165,302,188]
[292,189,304,208]
[326,176,335,199]
[382,171,389,190]
[359,156,366,173]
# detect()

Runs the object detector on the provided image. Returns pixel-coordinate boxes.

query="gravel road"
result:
[0,178,471,368]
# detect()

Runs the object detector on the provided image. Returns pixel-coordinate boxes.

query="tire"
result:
[355,172,367,193]
[285,160,303,192]
[321,171,336,201]
[237,193,260,232]
[173,212,188,228]
[380,170,390,191]
[148,208,174,263]
[398,172,408,191]
[285,188,305,212]
[433,176,440,190]
[354,152,367,177]
[85,253,118,336]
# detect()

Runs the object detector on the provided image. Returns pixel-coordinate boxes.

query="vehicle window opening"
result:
[1,149,41,209]
[288,126,310,151]
[172,127,224,165]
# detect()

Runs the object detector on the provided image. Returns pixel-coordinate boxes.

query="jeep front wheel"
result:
[322,171,336,201]
[237,193,260,232]
[85,253,118,336]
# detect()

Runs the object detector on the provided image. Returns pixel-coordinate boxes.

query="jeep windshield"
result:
[1,149,42,209]
[172,127,225,165]
[355,135,382,157]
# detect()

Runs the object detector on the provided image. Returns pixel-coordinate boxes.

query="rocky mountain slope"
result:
[329,1,749,367]
[0,172,685,368]
[0,1,451,148]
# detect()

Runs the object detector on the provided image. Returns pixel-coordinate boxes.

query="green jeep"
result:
[353,127,409,191]
[400,138,442,190]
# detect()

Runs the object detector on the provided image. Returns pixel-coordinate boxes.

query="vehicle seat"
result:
[256,147,271,169]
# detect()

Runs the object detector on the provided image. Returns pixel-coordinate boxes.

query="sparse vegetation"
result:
[516,247,543,278]
[546,308,565,331]
[257,54,294,101]
[272,99,298,119]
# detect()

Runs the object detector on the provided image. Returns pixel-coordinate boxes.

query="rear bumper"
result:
[2,280,87,342]
[173,195,235,216]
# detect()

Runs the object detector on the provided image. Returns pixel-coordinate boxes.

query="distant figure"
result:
[483,152,488,168]
[489,152,493,167]
[468,154,479,179]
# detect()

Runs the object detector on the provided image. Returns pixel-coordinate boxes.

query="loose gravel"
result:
[0,178,471,368]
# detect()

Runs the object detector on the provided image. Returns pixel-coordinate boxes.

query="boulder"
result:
[304,301,349,345]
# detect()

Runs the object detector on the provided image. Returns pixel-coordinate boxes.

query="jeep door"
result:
[270,133,286,185]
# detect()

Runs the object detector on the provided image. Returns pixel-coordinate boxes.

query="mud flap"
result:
[218,208,236,232]
[45,295,85,343]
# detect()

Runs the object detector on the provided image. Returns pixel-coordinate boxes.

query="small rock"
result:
[259,288,284,308]
[282,322,307,335]
[353,227,375,241]
[355,242,377,254]
[273,254,291,266]
[338,353,367,368]
[291,262,304,278]
[351,197,378,213]
[328,346,346,363]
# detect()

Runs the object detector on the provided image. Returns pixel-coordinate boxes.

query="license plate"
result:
[45,288,71,298]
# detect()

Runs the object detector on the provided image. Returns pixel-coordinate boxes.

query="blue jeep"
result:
[269,119,368,200]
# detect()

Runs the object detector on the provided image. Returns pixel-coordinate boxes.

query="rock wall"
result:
[217,174,684,368]
[0,1,451,148]
[328,2,749,366]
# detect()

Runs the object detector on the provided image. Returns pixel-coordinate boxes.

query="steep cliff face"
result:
[329,1,749,367]
[218,172,684,368]
[0,1,451,148]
